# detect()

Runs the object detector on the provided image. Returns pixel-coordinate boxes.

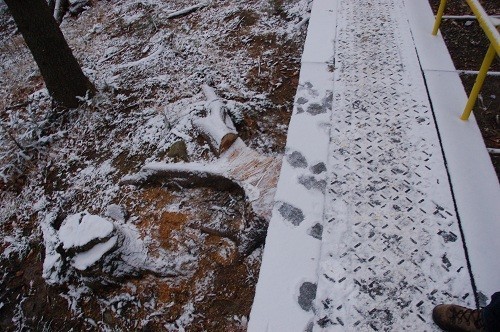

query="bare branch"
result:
[166,2,208,19]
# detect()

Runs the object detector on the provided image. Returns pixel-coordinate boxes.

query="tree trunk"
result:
[4,0,93,108]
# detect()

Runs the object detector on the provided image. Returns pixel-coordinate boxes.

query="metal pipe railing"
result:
[432,0,500,120]
[432,0,448,36]
[461,44,497,120]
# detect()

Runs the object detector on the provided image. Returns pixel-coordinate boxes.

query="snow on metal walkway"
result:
[249,0,500,331]
[314,0,472,330]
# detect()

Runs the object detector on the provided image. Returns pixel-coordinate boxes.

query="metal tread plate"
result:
[314,0,475,330]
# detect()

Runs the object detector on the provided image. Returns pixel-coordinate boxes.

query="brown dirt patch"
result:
[70,183,263,330]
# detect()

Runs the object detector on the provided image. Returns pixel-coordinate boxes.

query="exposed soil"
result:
[428,0,500,180]
[42,184,263,331]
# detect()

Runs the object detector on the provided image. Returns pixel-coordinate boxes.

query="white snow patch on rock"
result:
[71,236,118,270]
[41,212,66,284]
[59,212,114,250]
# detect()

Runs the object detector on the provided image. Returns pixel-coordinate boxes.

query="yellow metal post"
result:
[460,44,497,121]
[432,0,447,35]
[464,0,500,56]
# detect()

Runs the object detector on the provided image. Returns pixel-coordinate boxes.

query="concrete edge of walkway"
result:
[248,0,338,330]
[404,0,500,304]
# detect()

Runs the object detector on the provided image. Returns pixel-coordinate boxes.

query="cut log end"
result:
[219,133,238,155]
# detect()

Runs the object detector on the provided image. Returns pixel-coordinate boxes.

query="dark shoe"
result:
[433,304,485,331]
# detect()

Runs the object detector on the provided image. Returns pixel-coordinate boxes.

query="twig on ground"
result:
[5,101,29,110]
[166,2,208,19]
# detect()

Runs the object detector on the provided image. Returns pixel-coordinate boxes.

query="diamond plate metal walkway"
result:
[314,0,473,330]
[249,0,500,331]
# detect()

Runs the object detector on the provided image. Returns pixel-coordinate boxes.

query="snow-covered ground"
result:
[0,0,311,330]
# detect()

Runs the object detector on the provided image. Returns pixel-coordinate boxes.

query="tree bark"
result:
[4,0,93,108]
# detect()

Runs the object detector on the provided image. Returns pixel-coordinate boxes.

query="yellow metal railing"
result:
[432,0,500,120]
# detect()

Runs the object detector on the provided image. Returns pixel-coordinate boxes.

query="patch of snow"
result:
[105,204,127,222]
[41,212,66,284]
[1,230,30,260]
[60,284,91,314]
[164,301,196,332]
[166,2,209,19]
[101,293,137,315]
[121,11,144,25]
[71,236,118,270]
[117,45,165,69]
[59,212,114,250]
[405,0,500,301]
[32,196,47,212]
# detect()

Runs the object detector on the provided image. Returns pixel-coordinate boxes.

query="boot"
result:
[432,304,486,332]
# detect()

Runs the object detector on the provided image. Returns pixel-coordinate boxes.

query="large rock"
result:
[43,209,183,286]
[167,140,189,161]
[59,212,115,253]
[57,212,121,274]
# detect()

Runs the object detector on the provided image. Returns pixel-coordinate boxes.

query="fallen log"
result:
[192,84,238,156]
[121,162,244,193]
[121,138,281,222]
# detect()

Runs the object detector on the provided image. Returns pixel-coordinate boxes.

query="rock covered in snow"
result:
[40,211,122,285]
[71,236,118,271]
[42,210,184,286]
[105,204,128,223]
[58,212,120,273]
[59,212,115,252]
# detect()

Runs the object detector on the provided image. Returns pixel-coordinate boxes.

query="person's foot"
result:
[432,304,486,332]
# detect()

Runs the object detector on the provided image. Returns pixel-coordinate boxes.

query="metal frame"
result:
[432,0,500,120]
